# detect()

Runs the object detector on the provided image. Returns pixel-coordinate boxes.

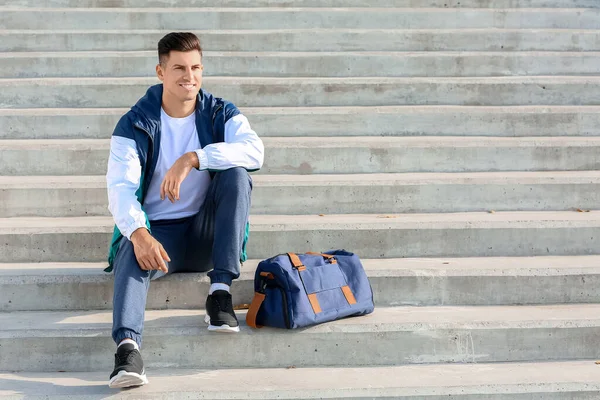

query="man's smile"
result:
[179,83,196,91]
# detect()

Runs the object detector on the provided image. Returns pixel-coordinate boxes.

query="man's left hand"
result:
[160,152,199,203]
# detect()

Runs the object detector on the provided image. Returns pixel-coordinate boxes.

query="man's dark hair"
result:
[158,32,203,65]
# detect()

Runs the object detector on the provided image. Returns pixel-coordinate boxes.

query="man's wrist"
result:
[130,227,150,244]
[185,151,200,169]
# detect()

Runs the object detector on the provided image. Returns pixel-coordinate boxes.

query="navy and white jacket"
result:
[105,84,264,271]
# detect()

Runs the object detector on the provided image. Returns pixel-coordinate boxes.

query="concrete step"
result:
[4,29,599,52]
[2,106,599,140]
[3,0,598,8]
[4,76,600,108]
[2,362,600,399]
[3,256,600,312]
[5,51,600,78]
[2,304,600,371]
[3,172,600,218]
[2,137,600,176]
[2,8,599,30]
[1,212,600,263]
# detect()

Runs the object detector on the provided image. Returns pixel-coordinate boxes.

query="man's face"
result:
[156,50,203,103]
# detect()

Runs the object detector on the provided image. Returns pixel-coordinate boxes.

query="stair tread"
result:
[2,361,600,398]
[3,304,600,334]
[2,211,600,233]
[2,255,600,279]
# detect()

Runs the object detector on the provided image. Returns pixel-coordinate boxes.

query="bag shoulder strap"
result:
[246,292,265,329]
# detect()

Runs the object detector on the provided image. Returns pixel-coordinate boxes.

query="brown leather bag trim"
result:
[287,252,304,269]
[307,293,322,314]
[342,285,357,305]
[246,292,266,329]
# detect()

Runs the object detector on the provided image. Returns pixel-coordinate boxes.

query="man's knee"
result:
[215,167,252,193]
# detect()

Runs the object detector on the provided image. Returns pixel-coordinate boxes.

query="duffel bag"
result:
[246,250,374,329]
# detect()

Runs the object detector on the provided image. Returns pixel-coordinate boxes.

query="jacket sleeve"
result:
[106,135,148,240]
[194,113,265,171]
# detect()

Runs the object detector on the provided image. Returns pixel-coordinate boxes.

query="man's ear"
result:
[156,64,164,81]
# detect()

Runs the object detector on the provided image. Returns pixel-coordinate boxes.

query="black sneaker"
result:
[108,343,148,389]
[204,290,240,333]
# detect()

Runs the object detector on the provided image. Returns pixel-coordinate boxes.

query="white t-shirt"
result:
[143,108,211,221]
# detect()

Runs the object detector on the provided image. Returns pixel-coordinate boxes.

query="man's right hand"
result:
[130,228,171,273]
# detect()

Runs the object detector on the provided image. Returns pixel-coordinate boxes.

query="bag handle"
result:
[305,252,337,264]
[288,252,337,268]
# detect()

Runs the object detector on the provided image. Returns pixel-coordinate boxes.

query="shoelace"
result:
[115,349,138,365]
[213,294,233,314]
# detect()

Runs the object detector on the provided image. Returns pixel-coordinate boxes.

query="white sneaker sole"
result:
[108,370,149,389]
[204,314,240,333]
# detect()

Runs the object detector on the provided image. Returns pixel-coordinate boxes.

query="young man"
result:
[105,32,264,389]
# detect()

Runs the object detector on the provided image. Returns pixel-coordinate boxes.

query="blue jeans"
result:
[111,167,252,347]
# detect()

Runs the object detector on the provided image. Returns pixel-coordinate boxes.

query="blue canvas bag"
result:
[246,250,374,329]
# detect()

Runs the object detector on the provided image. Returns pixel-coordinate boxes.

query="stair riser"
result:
[3,145,600,175]
[3,109,599,139]
[2,9,600,30]
[6,53,600,78]
[2,182,600,217]
[3,0,599,8]
[2,225,600,263]
[3,30,599,52]
[1,326,598,372]
[3,272,600,312]
[4,79,599,108]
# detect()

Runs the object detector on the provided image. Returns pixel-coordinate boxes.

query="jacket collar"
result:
[130,84,213,138]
